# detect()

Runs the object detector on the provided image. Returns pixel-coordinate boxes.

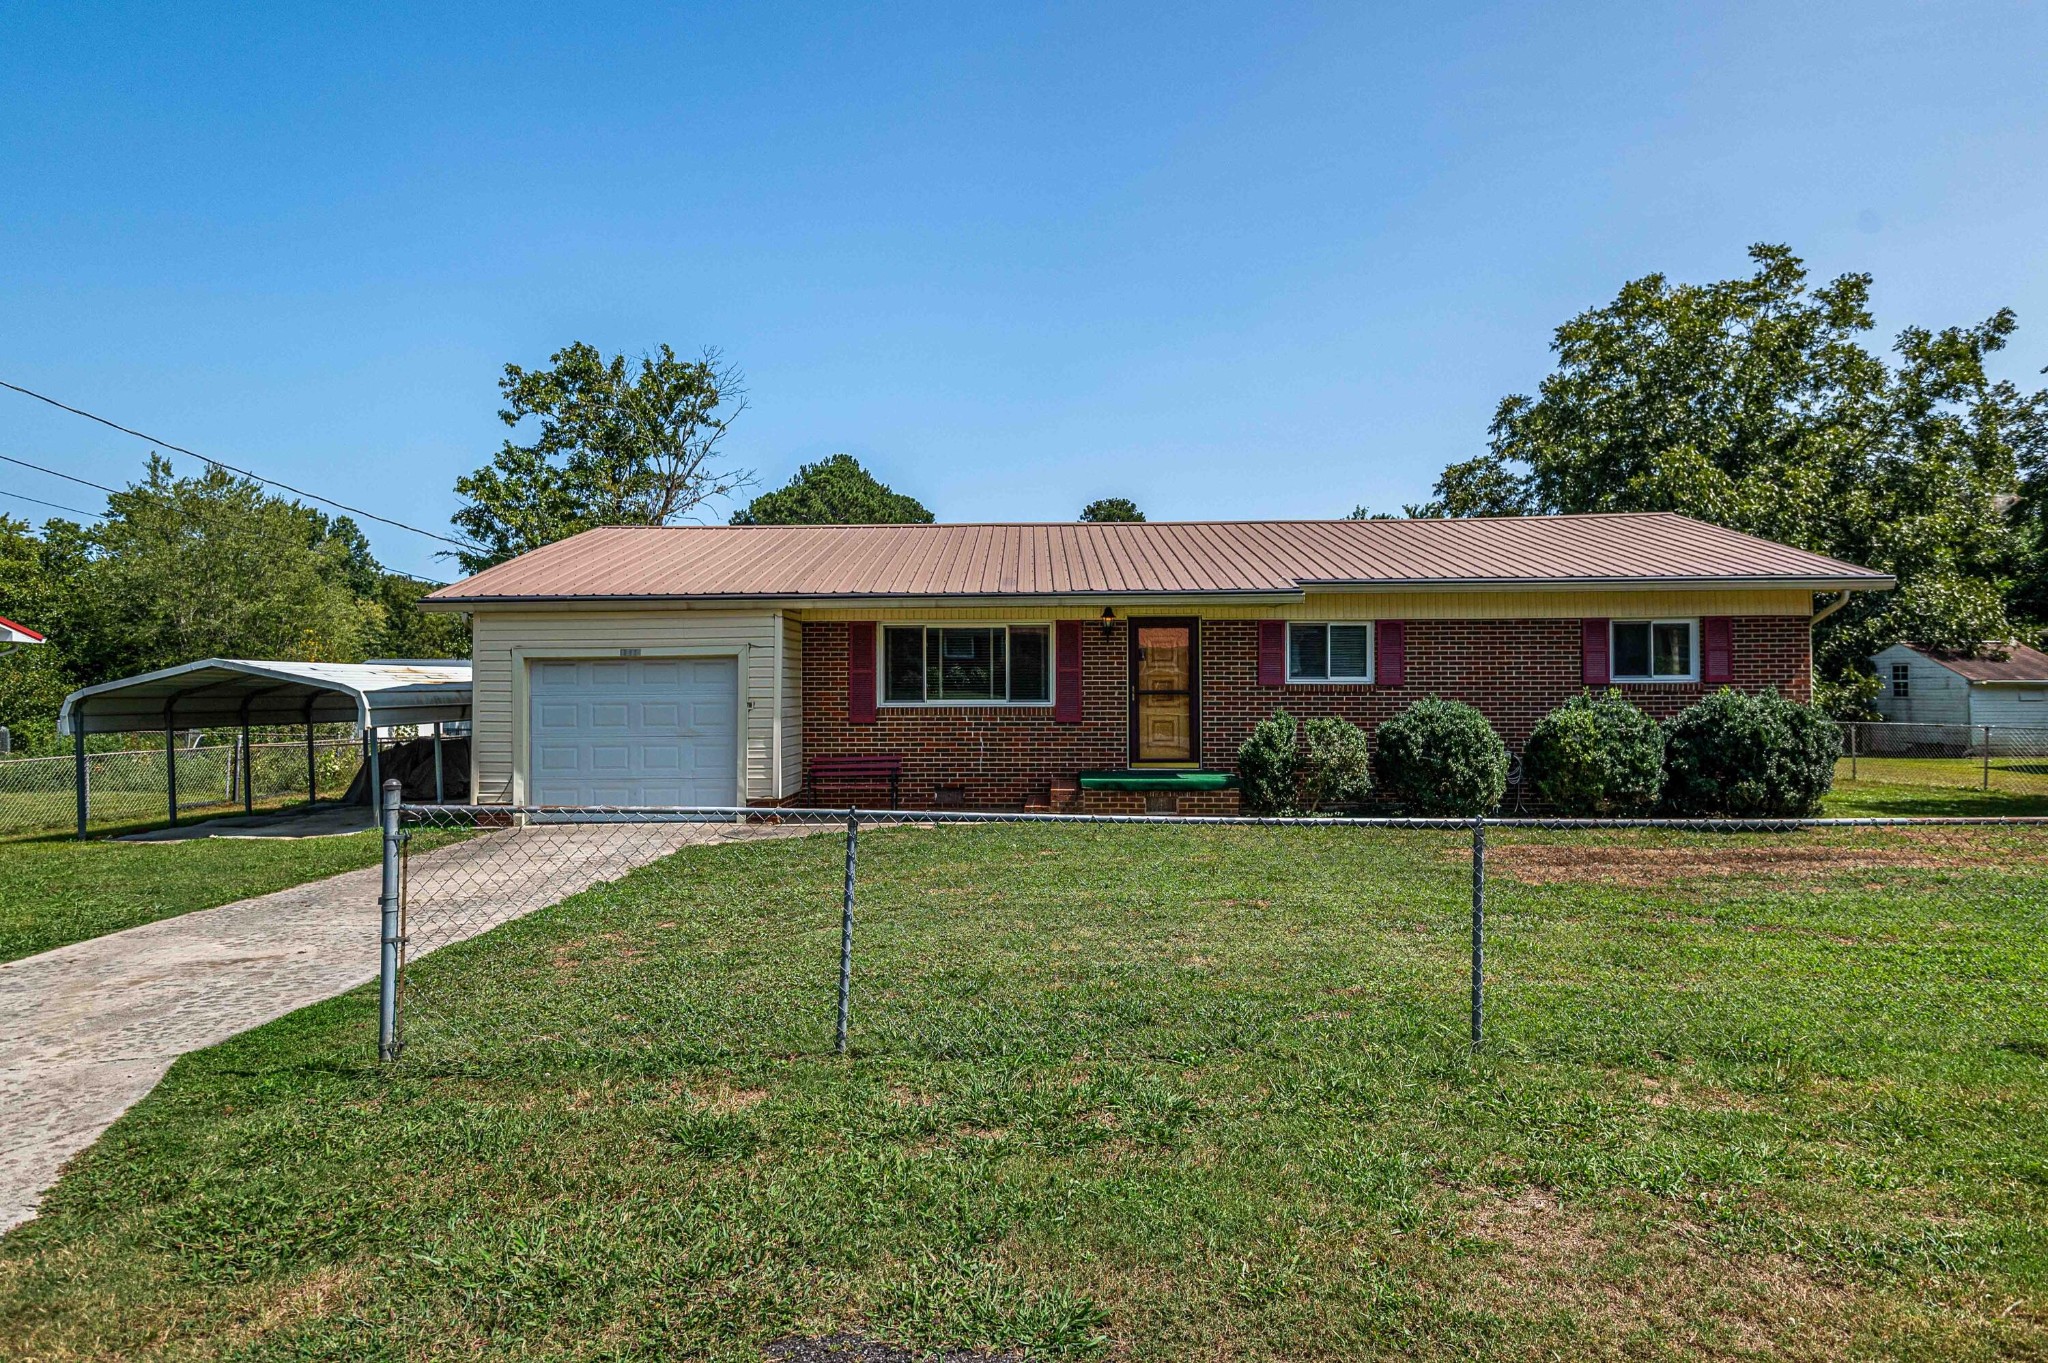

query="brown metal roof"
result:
[1905,642,2048,684]
[425,512,1894,604]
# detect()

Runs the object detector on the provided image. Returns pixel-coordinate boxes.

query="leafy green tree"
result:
[453,343,750,571]
[1079,497,1144,522]
[730,453,932,525]
[42,457,382,682]
[1409,245,2048,677]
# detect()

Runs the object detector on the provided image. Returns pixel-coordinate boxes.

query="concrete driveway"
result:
[0,820,795,1234]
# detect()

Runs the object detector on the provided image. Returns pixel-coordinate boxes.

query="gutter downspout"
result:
[1810,591,1852,627]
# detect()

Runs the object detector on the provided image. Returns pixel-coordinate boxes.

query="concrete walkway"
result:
[0,820,793,1234]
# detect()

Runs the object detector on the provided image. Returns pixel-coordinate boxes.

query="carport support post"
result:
[239,697,254,815]
[837,809,858,1056]
[378,778,404,1062]
[304,696,318,802]
[1470,815,1486,1054]
[73,726,88,837]
[433,722,444,804]
[163,708,178,828]
[366,727,381,805]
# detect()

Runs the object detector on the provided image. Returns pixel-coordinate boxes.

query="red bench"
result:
[807,754,903,809]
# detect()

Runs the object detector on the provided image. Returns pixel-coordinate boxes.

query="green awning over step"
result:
[1076,770,1236,792]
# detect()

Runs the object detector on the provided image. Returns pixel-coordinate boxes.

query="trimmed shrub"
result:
[1236,709,1299,814]
[1299,716,1372,812]
[1661,688,1841,817]
[1373,699,1508,816]
[1523,689,1664,815]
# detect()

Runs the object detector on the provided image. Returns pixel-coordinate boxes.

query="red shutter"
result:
[1258,621,1286,686]
[1054,619,1084,723]
[847,622,877,724]
[1702,616,1733,685]
[1375,620,1405,686]
[1581,619,1610,687]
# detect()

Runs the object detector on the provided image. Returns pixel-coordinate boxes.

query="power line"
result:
[0,452,449,584]
[0,452,120,495]
[0,487,102,519]
[0,377,483,551]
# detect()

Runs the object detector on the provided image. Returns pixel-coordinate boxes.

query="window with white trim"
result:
[1287,622,1374,683]
[1610,619,1697,682]
[880,625,1051,704]
[1890,663,1911,698]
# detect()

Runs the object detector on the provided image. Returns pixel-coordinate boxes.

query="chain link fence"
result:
[1839,720,2048,795]
[377,795,2048,1072]
[0,736,363,837]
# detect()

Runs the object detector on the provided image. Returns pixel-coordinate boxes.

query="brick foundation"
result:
[801,616,1811,810]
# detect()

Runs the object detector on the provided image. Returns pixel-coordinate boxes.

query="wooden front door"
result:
[1130,618,1198,764]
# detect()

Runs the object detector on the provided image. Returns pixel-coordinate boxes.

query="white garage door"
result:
[528,657,739,807]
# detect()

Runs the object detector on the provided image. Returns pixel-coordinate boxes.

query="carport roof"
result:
[58,659,472,736]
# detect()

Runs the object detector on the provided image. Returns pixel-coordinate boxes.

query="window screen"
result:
[1287,623,1372,681]
[1612,620,1695,680]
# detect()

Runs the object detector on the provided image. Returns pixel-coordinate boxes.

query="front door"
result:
[1130,618,1198,765]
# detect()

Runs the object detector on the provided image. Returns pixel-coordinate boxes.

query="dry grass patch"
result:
[1482,829,2045,889]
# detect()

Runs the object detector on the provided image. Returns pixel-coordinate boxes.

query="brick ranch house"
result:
[422,514,1892,814]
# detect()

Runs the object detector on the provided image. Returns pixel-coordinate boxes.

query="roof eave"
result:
[427,574,1895,609]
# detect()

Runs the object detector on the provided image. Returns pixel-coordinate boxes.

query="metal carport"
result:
[57,659,471,836]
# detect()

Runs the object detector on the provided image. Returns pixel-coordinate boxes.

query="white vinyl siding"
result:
[469,608,784,804]
[1868,644,1972,726]
[780,614,803,797]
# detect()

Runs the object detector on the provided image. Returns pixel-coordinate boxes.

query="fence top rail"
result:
[395,802,2048,832]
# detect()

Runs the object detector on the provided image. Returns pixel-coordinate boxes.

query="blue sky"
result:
[3,1,2045,580]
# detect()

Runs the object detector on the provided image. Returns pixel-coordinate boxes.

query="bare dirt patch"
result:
[1482,831,2044,889]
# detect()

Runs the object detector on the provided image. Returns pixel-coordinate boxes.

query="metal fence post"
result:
[1470,813,1486,1054]
[1984,726,1993,790]
[837,808,858,1056]
[73,727,88,837]
[1848,721,1858,782]
[378,778,404,1062]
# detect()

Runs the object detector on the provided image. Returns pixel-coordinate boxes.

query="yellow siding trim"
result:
[791,589,1812,622]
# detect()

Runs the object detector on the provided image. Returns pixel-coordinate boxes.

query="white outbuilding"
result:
[1869,641,2048,736]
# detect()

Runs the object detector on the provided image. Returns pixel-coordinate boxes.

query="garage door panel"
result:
[537,744,582,772]
[527,656,739,807]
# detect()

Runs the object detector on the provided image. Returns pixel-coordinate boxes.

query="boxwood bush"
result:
[1235,709,1299,815]
[1373,699,1508,815]
[1523,689,1664,815]
[1299,716,1372,812]
[1661,688,1840,817]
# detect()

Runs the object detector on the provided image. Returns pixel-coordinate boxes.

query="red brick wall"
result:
[800,616,1810,807]
[1199,616,1811,770]
[802,620,1130,807]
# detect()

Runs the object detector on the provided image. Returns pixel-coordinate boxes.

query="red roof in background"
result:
[427,512,1893,604]
[0,615,44,642]
[1905,641,2048,684]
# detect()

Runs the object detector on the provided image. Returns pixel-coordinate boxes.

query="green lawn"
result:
[0,824,390,963]
[1822,774,2048,818]
[3,822,2043,1360]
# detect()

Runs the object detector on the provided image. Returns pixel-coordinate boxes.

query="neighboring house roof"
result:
[1900,642,2048,685]
[0,615,45,644]
[59,659,472,736]
[426,512,1893,605]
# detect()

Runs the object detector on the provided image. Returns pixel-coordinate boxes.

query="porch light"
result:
[1099,606,1116,635]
